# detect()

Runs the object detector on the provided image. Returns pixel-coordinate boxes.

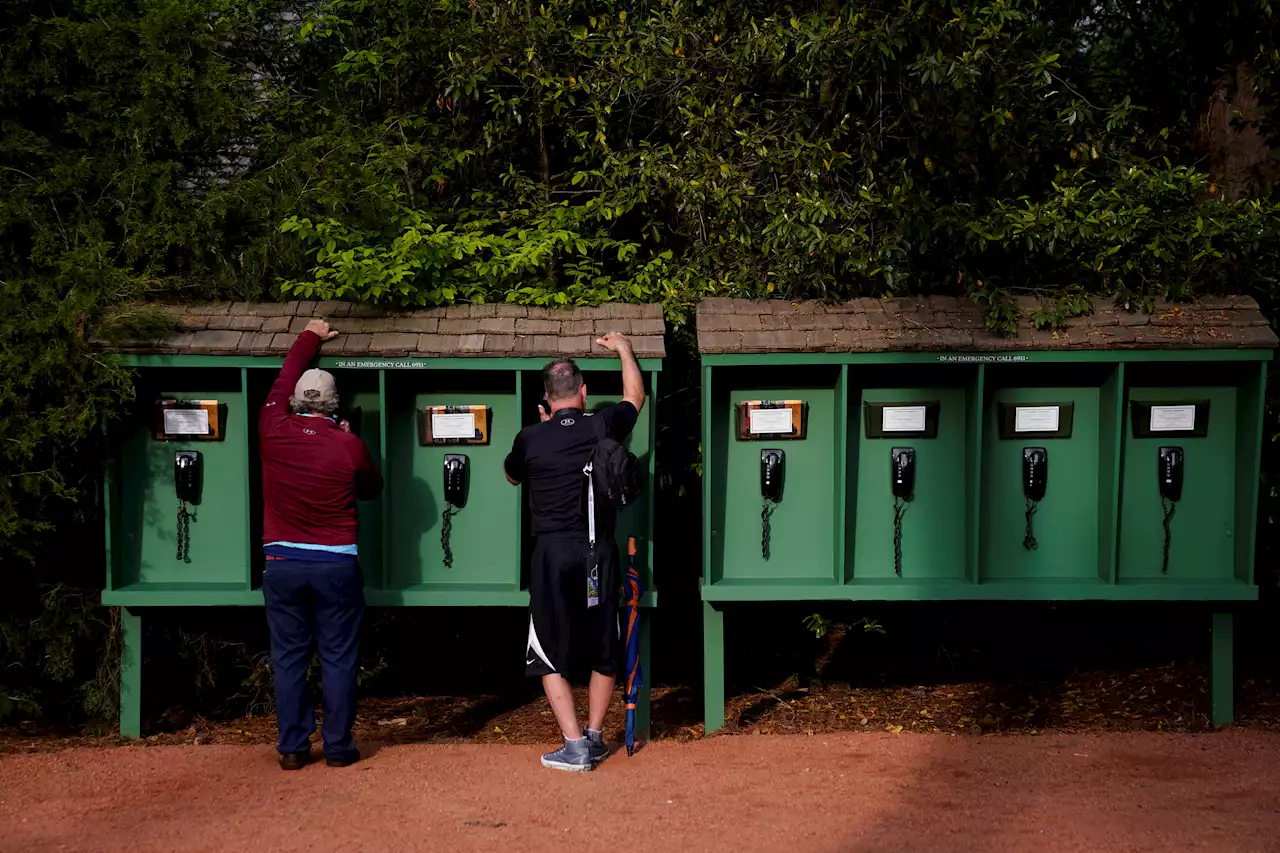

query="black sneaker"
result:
[326,750,361,768]
[279,751,312,771]
[585,729,610,764]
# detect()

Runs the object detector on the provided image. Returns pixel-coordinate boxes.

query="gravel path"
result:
[2,731,1278,852]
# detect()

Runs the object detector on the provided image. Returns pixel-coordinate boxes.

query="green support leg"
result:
[119,607,143,738]
[1211,610,1234,727]
[636,609,652,742]
[703,600,725,733]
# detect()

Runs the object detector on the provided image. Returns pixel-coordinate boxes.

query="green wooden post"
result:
[703,600,725,733]
[636,608,652,741]
[1211,610,1234,727]
[120,607,143,738]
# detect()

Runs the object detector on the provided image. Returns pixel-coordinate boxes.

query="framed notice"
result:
[418,405,491,446]
[1129,400,1210,439]
[153,399,226,441]
[736,400,807,441]
[863,402,940,439]
[997,402,1075,439]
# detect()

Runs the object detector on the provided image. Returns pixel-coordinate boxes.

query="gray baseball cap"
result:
[293,368,338,404]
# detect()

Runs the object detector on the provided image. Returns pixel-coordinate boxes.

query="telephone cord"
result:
[761,499,776,560]
[893,498,906,576]
[441,504,460,568]
[1161,498,1176,574]
[177,502,193,563]
[1023,498,1039,551]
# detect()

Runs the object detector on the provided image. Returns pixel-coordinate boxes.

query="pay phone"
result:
[1158,446,1184,573]
[760,449,784,559]
[890,448,915,576]
[173,451,201,563]
[1022,448,1047,550]
[441,454,469,568]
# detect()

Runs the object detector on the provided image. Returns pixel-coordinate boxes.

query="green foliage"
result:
[0,588,120,724]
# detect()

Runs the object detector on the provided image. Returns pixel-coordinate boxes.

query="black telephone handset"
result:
[174,451,201,564]
[1021,448,1047,550]
[441,454,469,569]
[890,448,915,577]
[1158,446,1184,502]
[891,447,915,500]
[174,451,202,504]
[759,449,784,560]
[1157,446,1184,574]
[1023,447,1047,502]
[760,449,785,503]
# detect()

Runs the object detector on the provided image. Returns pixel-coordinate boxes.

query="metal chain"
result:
[176,502,192,563]
[1023,498,1039,551]
[1161,498,1176,574]
[893,498,906,576]
[441,504,460,568]
[761,499,775,560]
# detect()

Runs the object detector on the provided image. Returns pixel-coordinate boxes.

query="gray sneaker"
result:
[541,737,593,772]
[585,729,610,764]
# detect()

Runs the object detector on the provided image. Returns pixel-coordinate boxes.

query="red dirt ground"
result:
[2,731,1279,853]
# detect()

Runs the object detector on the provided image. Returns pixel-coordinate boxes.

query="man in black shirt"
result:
[504,331,645,771]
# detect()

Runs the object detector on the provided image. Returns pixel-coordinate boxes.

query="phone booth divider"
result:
[97,301,665,738]
[697,296,1275,733]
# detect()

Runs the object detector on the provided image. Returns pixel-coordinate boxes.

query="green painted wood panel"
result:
[119,380,248,587]
[386,375,519,588]
[719,386,836,581]
[981,387,1101,580]
[852,388,968,580]
[1118,386,1238,581]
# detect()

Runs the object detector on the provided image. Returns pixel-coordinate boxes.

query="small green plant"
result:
[803,613,886,639]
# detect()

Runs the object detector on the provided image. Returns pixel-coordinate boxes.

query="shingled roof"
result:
[696,296,1277,354]
[100,301,666,358]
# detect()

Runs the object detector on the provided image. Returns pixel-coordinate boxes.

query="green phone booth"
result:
[697,296,1276,731]
[99,300,665,737]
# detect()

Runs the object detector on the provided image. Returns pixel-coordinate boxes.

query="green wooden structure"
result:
[697,296,1276,731]
[99,300,665,738]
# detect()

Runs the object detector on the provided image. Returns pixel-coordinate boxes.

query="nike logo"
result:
[526,658,537,667]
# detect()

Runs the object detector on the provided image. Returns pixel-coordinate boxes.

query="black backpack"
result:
[585,414,642,537]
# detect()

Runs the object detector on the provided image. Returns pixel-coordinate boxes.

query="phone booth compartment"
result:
[1117,362,1260,585]
[518,368,656,591]
[243,367,385,592]
[847,365,977,583]
[112,368,249,593]
[979,364,1120,583]
[707,365,842,585]
[385,370,521,591]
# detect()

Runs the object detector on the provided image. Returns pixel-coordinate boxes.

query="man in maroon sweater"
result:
[260,319,382,770]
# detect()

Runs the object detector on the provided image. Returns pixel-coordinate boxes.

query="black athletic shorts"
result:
[525,534,621,679]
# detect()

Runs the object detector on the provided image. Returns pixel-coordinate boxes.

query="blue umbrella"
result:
[623,536,644,756]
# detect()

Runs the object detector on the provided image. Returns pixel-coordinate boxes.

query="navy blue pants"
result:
[262,556,364,760]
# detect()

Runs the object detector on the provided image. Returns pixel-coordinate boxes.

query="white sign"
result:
[1015,406,1060,433]
[749,408,794,435]
[432,412,477,440]
[1150,405,1197,432]
[162,408,209,436]
[882,406,927,433]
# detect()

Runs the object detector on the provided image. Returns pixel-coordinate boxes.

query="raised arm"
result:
[264,319,338,410]
[596,331,645,414]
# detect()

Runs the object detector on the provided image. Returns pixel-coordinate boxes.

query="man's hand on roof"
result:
[595,331,631,352]
[305,319,340,340]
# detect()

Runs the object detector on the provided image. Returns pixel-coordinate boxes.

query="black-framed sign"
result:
[997,402,1075,440]
[863,402,940,439]
[1130,400,1210,439]
[153,399,227,441]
